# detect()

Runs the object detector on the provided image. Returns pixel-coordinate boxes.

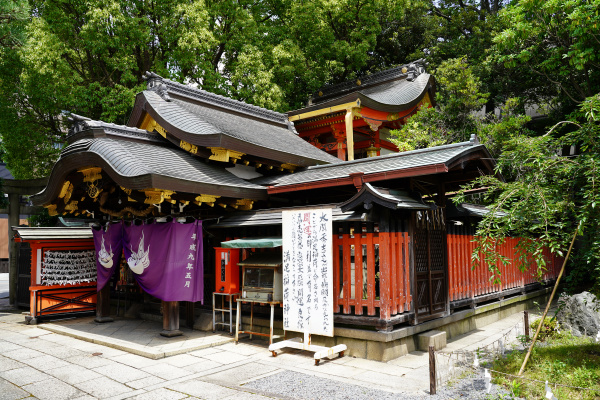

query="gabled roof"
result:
[256,136,495,193]
[289,60,435,117]
[339,183,433,212]
[127,72,340,167]
[32,117,268,207]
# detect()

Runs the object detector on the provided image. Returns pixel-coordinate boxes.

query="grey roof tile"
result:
[256,141,481,188]
[359,73,431,106]
[144,90,340,165]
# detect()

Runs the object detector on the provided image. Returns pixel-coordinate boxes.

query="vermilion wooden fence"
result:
[447,234,562,302]
[333,224,562,322]
[333,228,411,319]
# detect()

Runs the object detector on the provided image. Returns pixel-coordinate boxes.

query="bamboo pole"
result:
[518,226,579,375]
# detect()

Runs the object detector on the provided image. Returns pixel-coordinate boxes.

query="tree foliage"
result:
[456,95,600,291]
[492,0,600,108]
[0,0,28,49]
[0,0,434,178]
[390,57,488,151]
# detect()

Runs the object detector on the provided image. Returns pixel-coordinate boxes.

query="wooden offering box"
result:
[239,253,282,302]
[214,247,240,294]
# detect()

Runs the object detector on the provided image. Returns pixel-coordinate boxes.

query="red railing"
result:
[447,234,562,302]
[332,225,562,321]
[333,230,411,319]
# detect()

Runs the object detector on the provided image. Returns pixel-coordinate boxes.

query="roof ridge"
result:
[67,114,163,143]
[312,59,429,102]
[141,71,288,126]
[305,136,479,171]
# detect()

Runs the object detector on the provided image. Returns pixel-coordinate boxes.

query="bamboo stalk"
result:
[517,226,579,376]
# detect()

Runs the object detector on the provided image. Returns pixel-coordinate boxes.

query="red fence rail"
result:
[447,234,562,302]
[333,229,411,319]
[332,223,562,321]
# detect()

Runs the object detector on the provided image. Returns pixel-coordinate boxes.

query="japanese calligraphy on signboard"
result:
[282,208,333,337]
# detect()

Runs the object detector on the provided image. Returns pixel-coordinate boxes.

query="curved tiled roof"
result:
[128,74,340,167]
[358,73,431,107]
[288,61,435,116]
[32,120,268,206]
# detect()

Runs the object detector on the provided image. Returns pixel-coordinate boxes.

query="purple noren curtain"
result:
[93,221,124,291]
[123,220,204,303]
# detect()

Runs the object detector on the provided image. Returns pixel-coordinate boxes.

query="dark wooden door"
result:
[16,242,32,308]
[413,208,448,322]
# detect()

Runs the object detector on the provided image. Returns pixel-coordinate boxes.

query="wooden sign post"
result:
[269,208,346,365]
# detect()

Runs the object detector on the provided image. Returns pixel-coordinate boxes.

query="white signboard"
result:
[282,208,333,336]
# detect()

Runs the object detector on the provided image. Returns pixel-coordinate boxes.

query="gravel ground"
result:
[244,369,519,400]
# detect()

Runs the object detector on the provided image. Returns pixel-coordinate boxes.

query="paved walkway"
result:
[0,273,8,299]
[0,300,543,400]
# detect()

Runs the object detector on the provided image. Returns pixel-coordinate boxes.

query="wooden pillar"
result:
[185,301,195,328]
[94,284,114,323]
[331,125,346,161]
[345,108,354,161]
[8,193,19,306]
[160,301,183,337]
[378,208,391,321]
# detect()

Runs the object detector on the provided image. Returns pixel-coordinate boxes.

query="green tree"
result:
[389,57,489,151]
[455,95,600,291]
[492,0,600,112]
[0,0,433,177]
[0,0,28,49]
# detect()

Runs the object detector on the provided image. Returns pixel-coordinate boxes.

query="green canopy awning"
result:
[220,237,282,249]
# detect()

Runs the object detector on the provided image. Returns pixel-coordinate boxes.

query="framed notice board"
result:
[282,208,333,336]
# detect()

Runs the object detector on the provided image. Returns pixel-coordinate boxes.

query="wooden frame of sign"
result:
[269,208,346,365]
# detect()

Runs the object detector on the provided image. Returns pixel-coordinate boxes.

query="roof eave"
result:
[266,163,449,194]
[138,92,338,166]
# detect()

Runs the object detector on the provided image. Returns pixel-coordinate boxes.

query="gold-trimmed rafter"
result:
[58,181,72,199]
[64,201,78,212]
[235,199,253,210]
[45,204,58,216]
[208,147,245,163]
[180,140,198,154]
[140,114,168,138]
[280,163,298,173]
[194,194,219,207]
[100,205,154,218]
[78,167,102,182]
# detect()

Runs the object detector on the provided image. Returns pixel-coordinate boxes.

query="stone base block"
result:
[417,330,446,351]
[160,329,183,337]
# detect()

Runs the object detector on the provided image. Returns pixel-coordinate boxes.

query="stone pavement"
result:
[0,300,544,400]
[0,273,8,299]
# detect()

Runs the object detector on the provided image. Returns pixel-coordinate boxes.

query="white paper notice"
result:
[282,208,333,336]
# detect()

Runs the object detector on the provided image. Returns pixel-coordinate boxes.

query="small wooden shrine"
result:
[13,227,96,324]
[29,61,560,343]
[288,59,434,161]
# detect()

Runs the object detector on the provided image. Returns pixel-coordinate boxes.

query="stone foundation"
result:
[234,287,552,362]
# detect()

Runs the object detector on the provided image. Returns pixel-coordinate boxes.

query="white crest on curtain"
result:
[98,235,114,269]
[128,231,150,274]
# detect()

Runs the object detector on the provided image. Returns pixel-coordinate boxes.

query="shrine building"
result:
[22,61,560,361]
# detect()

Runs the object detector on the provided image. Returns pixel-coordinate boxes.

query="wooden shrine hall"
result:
[29,61,560,356]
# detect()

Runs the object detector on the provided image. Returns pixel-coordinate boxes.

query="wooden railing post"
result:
[95,283,113,323]
[524,310,529,339]
[378,209,391,320]
[429,345,436,395]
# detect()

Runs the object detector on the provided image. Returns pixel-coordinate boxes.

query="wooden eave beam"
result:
[266,163,448,194]
[288,100,361,122]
